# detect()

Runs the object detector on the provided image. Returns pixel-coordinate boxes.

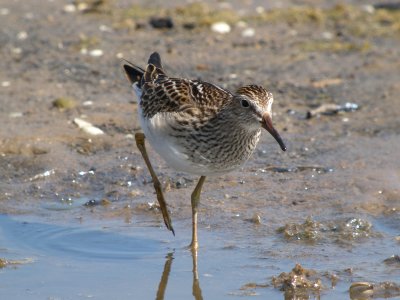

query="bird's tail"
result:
[123,60,145,87]
[123,52,165,87]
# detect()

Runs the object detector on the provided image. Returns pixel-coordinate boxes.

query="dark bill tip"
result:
[261,113,287,152]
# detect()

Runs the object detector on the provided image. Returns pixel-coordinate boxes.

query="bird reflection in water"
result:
[156,250,203,300]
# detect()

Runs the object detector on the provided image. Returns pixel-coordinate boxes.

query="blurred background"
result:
[1,1,399,299]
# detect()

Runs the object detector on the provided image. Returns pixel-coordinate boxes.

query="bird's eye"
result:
[241,99,250,108]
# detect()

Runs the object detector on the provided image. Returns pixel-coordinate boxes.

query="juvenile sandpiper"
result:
[124,52,286,250]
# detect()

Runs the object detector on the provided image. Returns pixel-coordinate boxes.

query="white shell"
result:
[211,22,231,34]
[74,118,104,135]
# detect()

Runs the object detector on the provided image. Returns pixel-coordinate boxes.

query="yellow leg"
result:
[189,176,206,250]
[135,132,174,235]
[156,252,174,300]
[191,248,203,300]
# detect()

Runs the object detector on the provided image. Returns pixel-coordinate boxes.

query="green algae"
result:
[116,2,400,40]
[298,40,371,53]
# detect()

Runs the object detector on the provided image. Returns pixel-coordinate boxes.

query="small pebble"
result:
[236,21,247,28]
[322,31,333,40]
[84,199,97,206]
[182,22,196,30]
[82,101,93,106]
[89,49,103,57]
[229,73,238,79]
[9,112,23,118]
[1,81,10,87]
[150,17,174,29]
[211,22,231,34]
[256,6,265,14]
[63,4,76,13]
[129,189,141,197]
[174,177,188,189]
[12,47,22,54]
[250,213,261,225]
[101,198,111,206]
[0,8,10,15]
[383,255,400,265]
[362,5,375,14]
[342,102,359,112]
[17,31,28,40]
[25,12,34,19]
[196,64,209,71]
[77,3,89,11]
[242,28,255,38]
[147,201,157,209]
[218,2,232,10]
[99,24,112,32]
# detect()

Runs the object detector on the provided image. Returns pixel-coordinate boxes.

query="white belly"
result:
[134,84,221,176]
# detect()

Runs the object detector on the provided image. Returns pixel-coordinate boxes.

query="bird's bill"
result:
[261,113,287,151]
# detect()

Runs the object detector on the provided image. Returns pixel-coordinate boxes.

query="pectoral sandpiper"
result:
[124,52,286,250]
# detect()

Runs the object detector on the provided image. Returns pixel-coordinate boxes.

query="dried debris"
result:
[52,97,78,110]
[383,255,400,266]
[29,169,55,181]
[0,257,34,269]
[64,0,110,14]
[306,102,360,119]
[74,118,105,136]
[373,3,400,11]
[246,213,262,225]
[311,78,343,88]
[84,198,111,206]
[350,281,400,299]
[350,282,374,299]
[278,217,322,242]
[278,217,374,243]
[272,264,322,298]
[263,165,333,173]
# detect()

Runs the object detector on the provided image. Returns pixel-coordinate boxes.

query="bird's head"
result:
[233,85,286,151]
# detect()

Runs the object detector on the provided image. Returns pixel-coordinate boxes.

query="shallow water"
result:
[1,207,399,299]
[1,214,286,299]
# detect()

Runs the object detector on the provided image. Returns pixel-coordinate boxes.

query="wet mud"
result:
[1,0,400,299]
